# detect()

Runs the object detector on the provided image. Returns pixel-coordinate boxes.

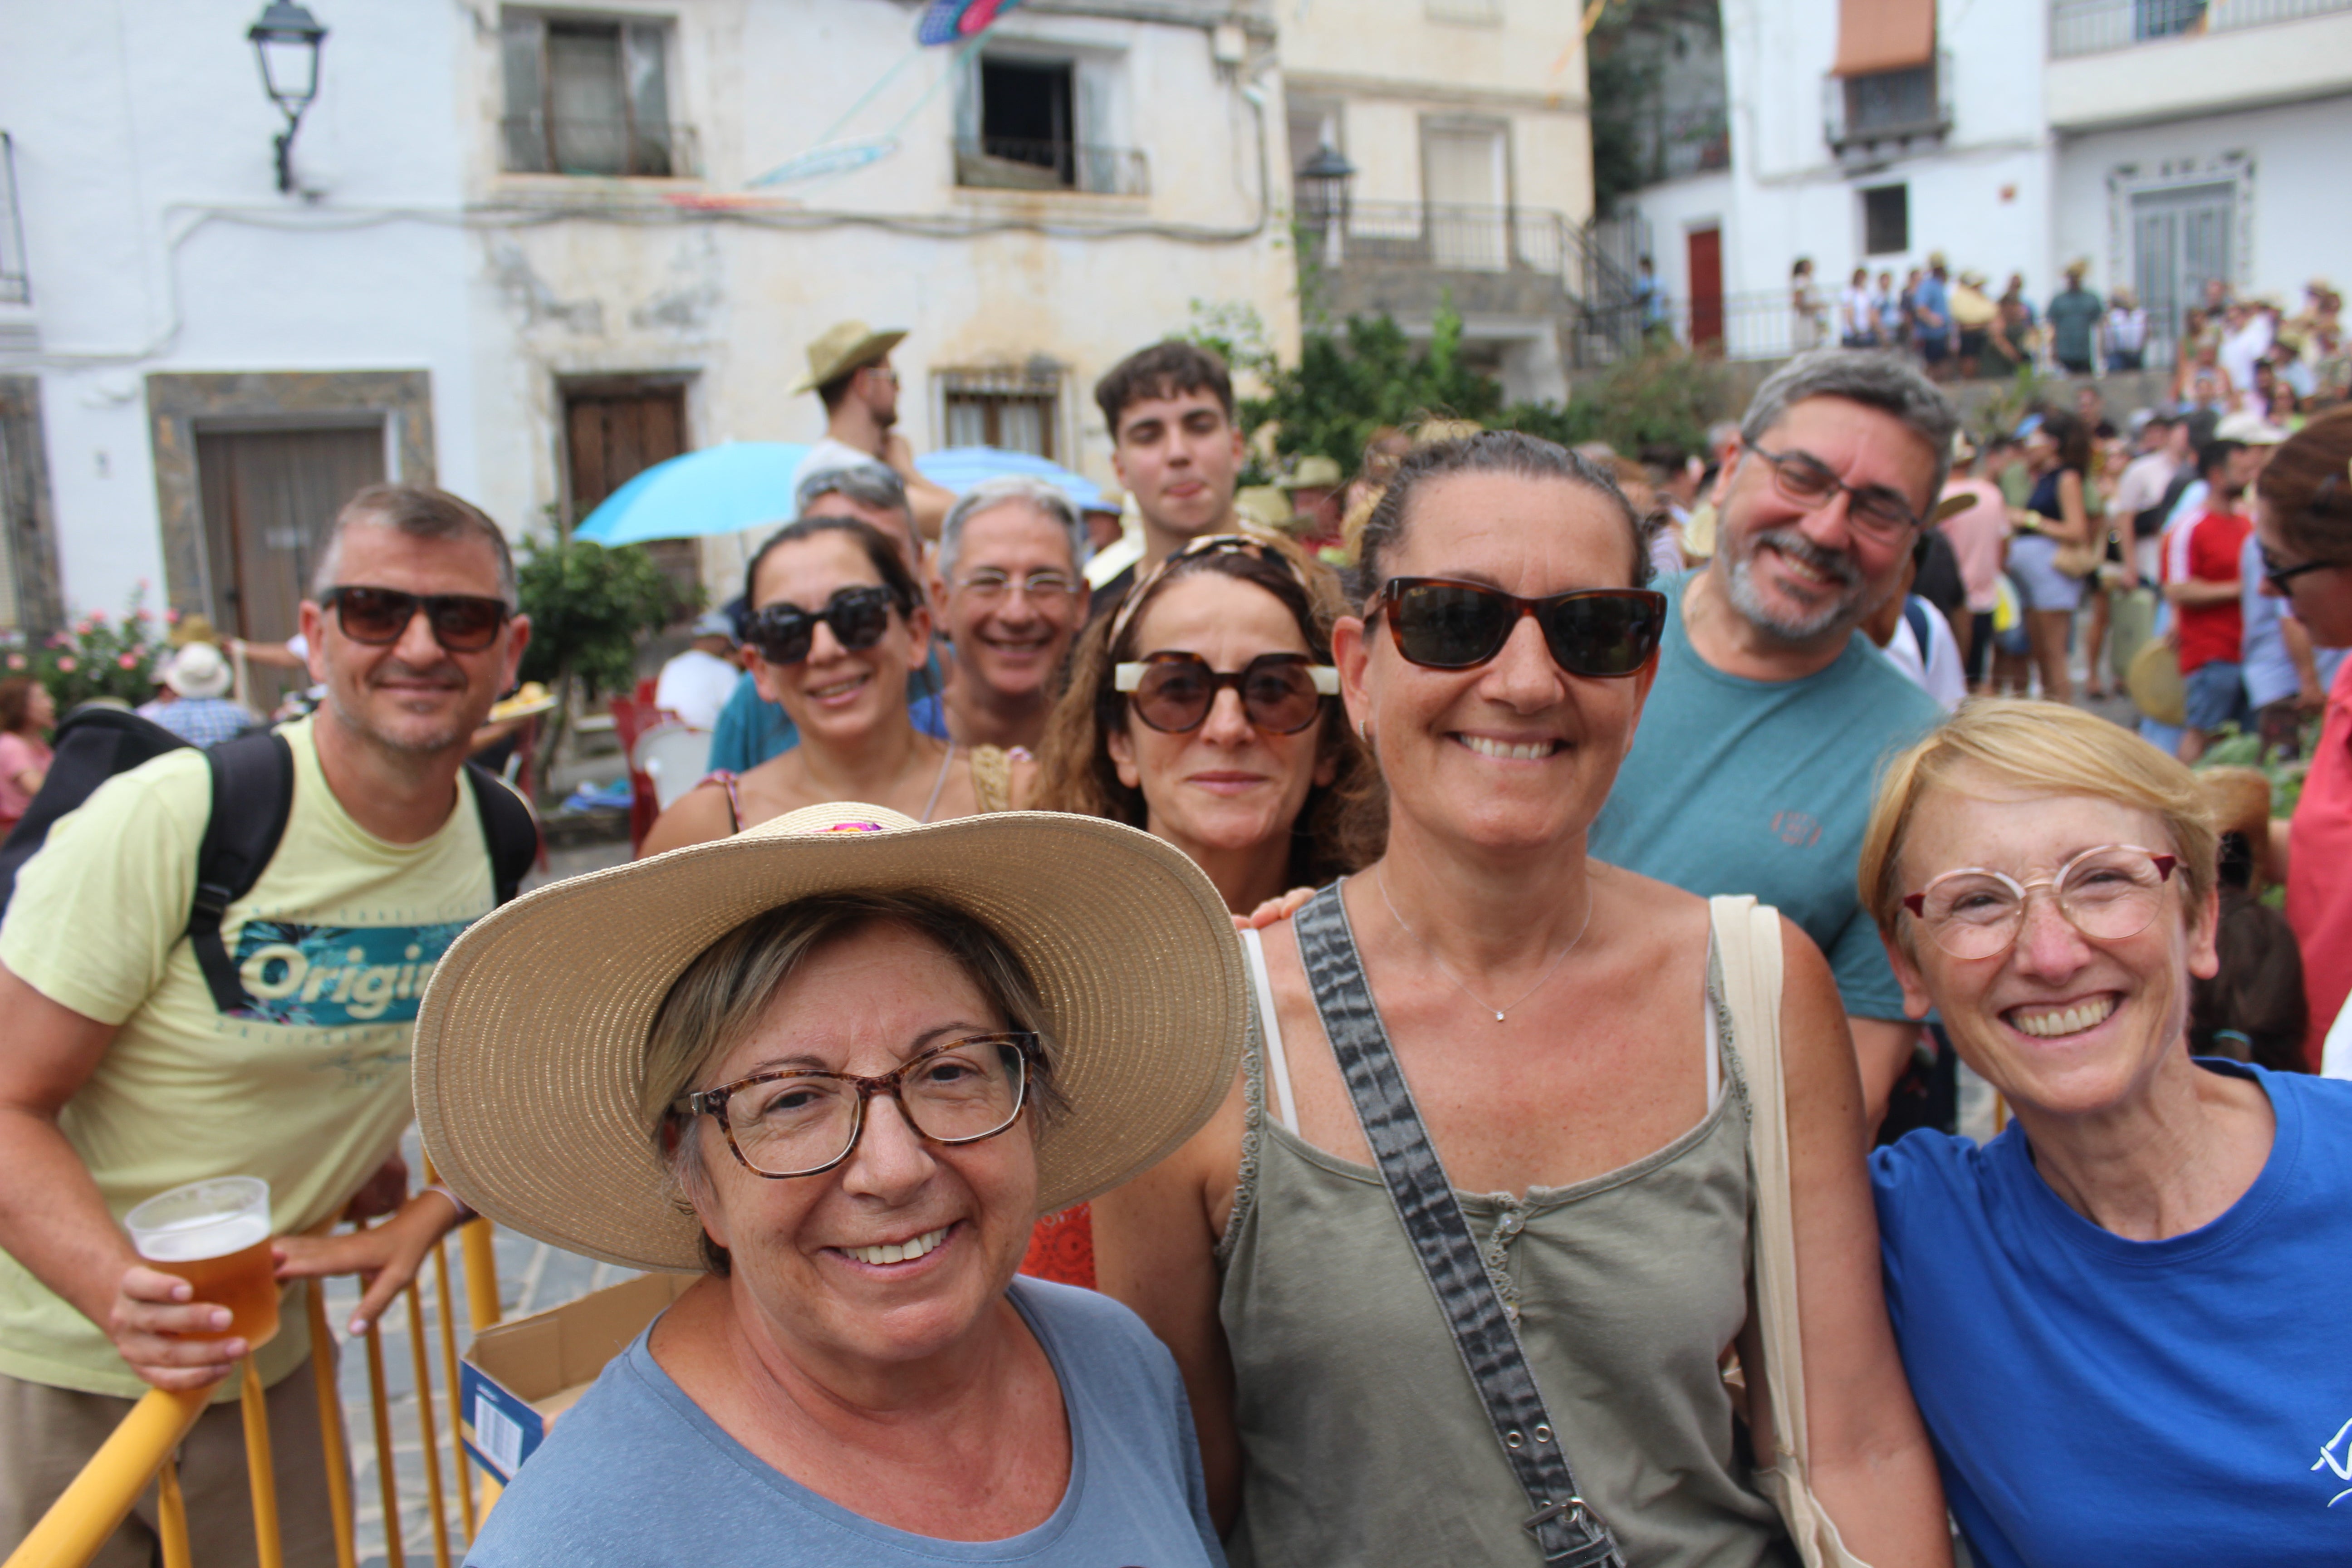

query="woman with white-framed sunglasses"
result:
[1860,698,2352,1564]
[1034,529,1377,917]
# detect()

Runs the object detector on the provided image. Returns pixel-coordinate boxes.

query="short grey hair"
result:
[794,462,911,527]
[1738,348,1960,505]
[310,484,517,608]
[936,476,1088,581]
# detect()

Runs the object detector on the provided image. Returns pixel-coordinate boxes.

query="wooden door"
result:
[565,384,696,618]
[196,426,386,710]
[1687,225,1725,352]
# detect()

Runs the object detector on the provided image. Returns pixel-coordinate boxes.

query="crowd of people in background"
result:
[1796,258,2352,403]
[6,311,2352,1568]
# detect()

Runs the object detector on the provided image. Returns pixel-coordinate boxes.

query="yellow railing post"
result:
[155,1458,191,1568]
[306,1285,359,1568]
[361,1315,405,1568]
[401,1283,454,1568]
[428,1241,477,1543]
[238,1358,285,1568]
[0,1386,211,1568]
[457,1215,502,1521]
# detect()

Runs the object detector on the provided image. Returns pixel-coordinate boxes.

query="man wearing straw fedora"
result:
[0,485,536,1566]
[789,319,957,541]
[420,802,1240,1565]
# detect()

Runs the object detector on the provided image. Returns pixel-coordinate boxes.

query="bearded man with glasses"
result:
[0,485,532,1566]
[1588,348,1960,1136]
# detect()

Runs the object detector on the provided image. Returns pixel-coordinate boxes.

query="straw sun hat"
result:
[414,803,1248,1272]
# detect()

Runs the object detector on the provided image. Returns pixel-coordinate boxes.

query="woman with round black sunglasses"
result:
[1093,433,1948,1564]
[642,517,1016,854]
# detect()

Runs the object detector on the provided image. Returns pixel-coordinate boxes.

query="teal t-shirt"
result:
[1590,573,1943,1020]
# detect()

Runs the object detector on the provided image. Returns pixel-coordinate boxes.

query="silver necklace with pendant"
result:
[1374,867,1594,1023]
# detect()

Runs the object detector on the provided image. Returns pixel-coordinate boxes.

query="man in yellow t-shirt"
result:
[0,485,532,1567]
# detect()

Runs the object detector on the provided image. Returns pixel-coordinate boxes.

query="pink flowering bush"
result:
[12,590,168,709]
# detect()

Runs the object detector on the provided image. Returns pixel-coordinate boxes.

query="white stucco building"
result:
[0,0,1297,645]
[1619,0,2352,365]
[1279,0,1597,402]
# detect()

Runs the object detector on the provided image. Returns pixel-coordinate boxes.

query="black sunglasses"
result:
[1114,651,1338,735]
[1373,578,1666,677]
[747,585,900,666]
[2261,549,2340,593]
[321,586,510,653]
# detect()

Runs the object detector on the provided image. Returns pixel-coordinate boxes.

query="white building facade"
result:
[0,0,1297,642]
[1621,0,2351,366]
[1279,0,1597,403]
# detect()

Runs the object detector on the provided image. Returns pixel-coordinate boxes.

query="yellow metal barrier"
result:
[4,1202,504,1568]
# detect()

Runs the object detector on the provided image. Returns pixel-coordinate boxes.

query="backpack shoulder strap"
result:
[1901,597,1932,658]
[466,763,539,906]
[188,733,297,1014]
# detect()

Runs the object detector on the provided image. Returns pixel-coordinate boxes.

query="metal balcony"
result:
[0,133,28,306]
[1823,54,1955,161]
[953,138,1150,196]
[2053,0,2352,56]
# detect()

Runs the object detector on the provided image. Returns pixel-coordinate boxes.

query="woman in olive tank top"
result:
[1093,434,1950,1566]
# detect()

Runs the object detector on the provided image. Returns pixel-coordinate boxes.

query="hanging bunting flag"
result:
[916,0,1024,45]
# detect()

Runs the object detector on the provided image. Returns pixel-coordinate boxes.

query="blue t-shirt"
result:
[466,1277,1224,1568]
[1588,573,1943,1019]
[706,660,950,774]
[2241,531,2348,710]
[1872,1063,2352,1568]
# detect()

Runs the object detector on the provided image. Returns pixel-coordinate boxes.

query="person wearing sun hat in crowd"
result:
[141,642,260,748]
[787,319,957,541]
[414,801,1244,1567]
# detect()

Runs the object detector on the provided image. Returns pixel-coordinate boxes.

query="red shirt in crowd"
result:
[2288,657,2352,1070]
[2163,506,2254,674]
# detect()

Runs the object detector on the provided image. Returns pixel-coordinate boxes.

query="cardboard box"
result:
[459,1271,696,1483]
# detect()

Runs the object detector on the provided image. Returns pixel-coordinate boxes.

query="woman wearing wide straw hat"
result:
[642,517,1014,853]
[416,802,1244,1566]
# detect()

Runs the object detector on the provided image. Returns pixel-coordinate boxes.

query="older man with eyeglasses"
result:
[928,477,1090,753]
[1588,349,1959,1136]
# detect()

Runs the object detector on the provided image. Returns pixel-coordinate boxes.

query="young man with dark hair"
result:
[1088,341,1246,615]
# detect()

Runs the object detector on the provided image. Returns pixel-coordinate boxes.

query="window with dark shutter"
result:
[500,12,679,177]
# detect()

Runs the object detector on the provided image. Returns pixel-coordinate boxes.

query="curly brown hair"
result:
[1032,535,1383,888]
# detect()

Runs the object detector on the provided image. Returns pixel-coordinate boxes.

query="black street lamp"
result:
[247,0,328,195]
[1295,143,1356,228]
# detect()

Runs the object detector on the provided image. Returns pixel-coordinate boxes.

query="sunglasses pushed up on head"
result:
[1370,578,1667,677]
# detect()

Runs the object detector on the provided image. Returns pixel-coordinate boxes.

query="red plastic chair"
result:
[608,694,679,853]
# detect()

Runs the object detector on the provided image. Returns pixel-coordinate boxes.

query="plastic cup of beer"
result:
[123,1176,281,1351]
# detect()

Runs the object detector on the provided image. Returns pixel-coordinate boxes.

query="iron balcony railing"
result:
[499,116,699,179]
[1582,289,1851,364]
[1823,53,1955,157]
[1296,200,1580,279]
[0,132,29,307]
[952,138,1150,196]
[2053,0,2352,56]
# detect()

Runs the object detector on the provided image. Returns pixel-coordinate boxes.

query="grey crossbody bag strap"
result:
[1293,885,1627,1568]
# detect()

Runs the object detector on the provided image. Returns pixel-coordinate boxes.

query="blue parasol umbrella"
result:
[913,447,1106,510]
[571,442,812,545]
